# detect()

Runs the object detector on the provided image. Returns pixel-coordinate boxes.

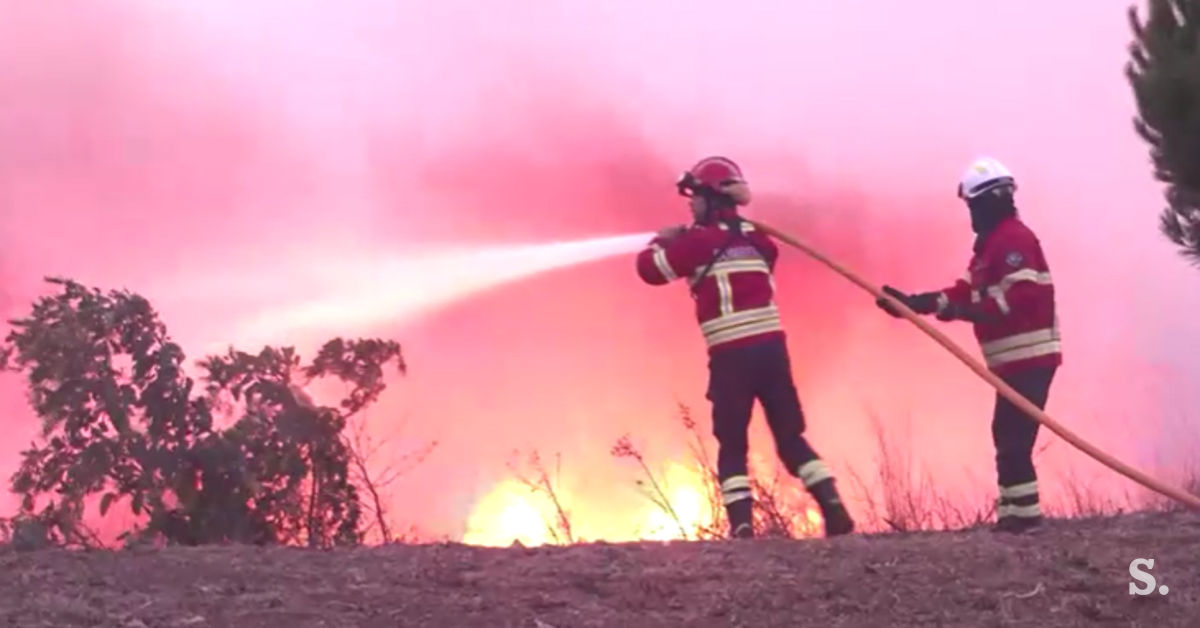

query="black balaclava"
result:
[967,189,1017,236]
[695,190,741,228]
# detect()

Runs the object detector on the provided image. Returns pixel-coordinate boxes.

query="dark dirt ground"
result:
[3,511,1199,628]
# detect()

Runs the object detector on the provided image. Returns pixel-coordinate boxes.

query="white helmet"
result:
[957,157,1016,200]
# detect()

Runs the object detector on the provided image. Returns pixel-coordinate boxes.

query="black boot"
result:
[808,479,854,537]
[726,499,755,539]
[993,485,1043,534]
[993,512,1043,534]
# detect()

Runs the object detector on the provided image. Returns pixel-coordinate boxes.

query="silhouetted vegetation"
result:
[0,277,416,549]
[506,449,577,544]
[613,404,823,540]
[0,279,1186,554]
[1127,0,1200,263]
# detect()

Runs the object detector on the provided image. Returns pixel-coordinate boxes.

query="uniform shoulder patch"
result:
[1004,251,1024,267]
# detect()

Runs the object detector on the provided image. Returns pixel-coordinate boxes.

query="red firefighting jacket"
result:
[636,221,783,353]
[936,216,1062,376]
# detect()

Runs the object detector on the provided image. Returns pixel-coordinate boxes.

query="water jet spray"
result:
[219,231,654,348]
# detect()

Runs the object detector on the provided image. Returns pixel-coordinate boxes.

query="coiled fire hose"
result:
[750,219,1200,510]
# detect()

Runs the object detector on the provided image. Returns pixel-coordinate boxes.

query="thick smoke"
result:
[0,0,1194,536]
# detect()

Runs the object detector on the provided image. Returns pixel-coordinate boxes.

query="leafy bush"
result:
[1,277,407,548]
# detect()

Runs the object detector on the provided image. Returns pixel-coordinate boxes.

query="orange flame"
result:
[462,459,826,545]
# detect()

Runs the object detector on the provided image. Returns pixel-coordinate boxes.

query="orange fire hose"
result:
[750,219,1200,510]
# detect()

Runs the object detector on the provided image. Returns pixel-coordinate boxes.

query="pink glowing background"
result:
[0,0,1192,540]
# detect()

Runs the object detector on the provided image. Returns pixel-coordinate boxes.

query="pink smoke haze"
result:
[0,0,1192,538]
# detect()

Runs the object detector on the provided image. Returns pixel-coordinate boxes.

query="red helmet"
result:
[689,156,745,187]
[676,156,751,205]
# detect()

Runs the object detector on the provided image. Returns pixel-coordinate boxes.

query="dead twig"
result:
[509,450,575,544]
[612,436,691,540]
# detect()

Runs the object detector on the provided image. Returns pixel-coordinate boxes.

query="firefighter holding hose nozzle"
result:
[635,156,855,540]
[875,157,1062,534]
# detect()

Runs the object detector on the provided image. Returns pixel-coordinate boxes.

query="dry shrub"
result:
[506,449,576,544]
[613,404,823,540]
[845,413,993,532]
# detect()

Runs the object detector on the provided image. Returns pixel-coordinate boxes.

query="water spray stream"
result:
[219,231,655,348]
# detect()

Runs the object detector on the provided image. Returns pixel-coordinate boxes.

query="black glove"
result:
[935,304,961,322]
[876,285,940,318]
[875,285,908,319]
[936,302,983,322]
[907,291,941,315]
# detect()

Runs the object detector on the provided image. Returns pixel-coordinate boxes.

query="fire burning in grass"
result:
[461,408,826,545]
[461,462,718,546]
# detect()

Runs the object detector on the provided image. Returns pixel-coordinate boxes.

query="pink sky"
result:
[0,0,1193,538]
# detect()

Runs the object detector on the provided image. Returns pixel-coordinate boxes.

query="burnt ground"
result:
[3,511,1199,628]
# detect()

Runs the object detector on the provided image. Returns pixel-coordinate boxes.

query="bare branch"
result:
[508,450,575,544]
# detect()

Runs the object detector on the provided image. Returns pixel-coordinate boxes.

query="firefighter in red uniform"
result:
[876,157,1061,533]
[636,156,855,539]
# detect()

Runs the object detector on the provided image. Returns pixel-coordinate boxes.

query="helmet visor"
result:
[958,176,1015,200]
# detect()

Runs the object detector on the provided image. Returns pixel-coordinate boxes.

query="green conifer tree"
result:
[1127,0,1200,264]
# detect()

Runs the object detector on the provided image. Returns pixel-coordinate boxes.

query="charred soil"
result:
[2,511,1199,628]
